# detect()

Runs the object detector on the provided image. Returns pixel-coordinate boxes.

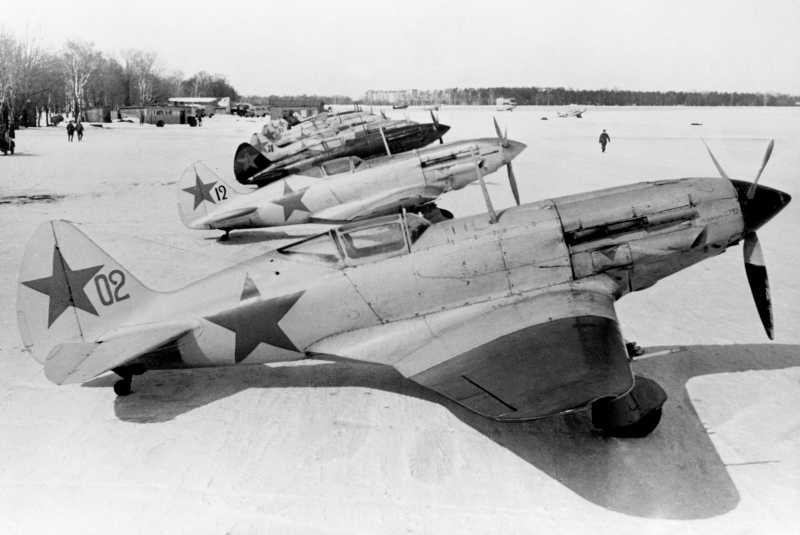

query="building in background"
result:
[266,97,325,120]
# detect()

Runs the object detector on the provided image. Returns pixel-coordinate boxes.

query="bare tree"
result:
[61,39,102,118]
[132,51,160,104]
[0,27,47,126]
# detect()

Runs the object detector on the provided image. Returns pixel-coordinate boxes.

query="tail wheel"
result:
[113,379,132,396]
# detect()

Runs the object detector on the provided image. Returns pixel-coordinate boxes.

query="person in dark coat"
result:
[66,121,75,142]
[76,121,84,141]
[0,123,14,155]
[599,129,611,152]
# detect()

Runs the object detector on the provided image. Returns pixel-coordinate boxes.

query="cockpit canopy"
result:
[278,213,431,267]
[299,156,366,179]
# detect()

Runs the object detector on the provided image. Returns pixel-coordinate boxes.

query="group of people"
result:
[66,120,84,142]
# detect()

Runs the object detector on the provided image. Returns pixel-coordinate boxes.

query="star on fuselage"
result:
[272,181,310,222]
[205,275,304,363]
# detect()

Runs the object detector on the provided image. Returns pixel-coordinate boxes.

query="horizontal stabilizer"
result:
[207,207,258,225]
[44,319,202,385]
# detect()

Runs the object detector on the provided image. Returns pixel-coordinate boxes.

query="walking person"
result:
[76,121,84,142]
[139,110,145,126]
[599,129,611,153]
[66,120,75,142]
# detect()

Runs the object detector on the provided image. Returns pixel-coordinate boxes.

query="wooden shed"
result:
[267,97,325,120]
[83,106,112,123]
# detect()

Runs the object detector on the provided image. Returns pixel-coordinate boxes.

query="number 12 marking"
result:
[215,185,227,201]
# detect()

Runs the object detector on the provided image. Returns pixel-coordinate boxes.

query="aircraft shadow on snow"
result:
[83,343,800,520]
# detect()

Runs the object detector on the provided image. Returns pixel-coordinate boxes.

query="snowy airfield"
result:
[1,106,798,534]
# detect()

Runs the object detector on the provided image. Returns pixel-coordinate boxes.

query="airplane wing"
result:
[311,280,634,421]
[44,319,202,385]
[310,185,444,222]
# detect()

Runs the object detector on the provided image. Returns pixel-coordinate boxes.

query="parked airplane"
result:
[179,128,526,239]
[234,116,451,187]
[17,141,789,437]
[558,108,587,118]
[262,111,386,147]
[252,118,415,162]
[496,97,517,111]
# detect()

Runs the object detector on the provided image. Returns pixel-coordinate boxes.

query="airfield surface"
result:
[1,106,798,534]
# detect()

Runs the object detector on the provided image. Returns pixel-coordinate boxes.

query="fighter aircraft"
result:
[558,108,587,118]
[17,140,789,438]
[262,110,390,146]
[234,115,451,187]
[178,125,526,238]
[251,118,415,163]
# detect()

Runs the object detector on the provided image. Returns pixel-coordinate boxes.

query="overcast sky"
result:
[5,0,799,98]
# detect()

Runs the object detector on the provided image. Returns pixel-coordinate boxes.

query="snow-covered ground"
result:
[1,107,798,534]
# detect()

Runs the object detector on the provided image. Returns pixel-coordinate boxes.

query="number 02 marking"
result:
[215,185,227,201]
[94,270,130,306]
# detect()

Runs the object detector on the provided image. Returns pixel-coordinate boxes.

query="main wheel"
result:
[601,408,662,438]
[113,379,132,396]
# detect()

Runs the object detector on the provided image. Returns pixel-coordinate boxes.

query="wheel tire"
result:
[113,379,132,396]
[156,120,165,127]
[188,117,197,127]
[602,408,662,438]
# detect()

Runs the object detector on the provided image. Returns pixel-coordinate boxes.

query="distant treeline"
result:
[242,94,355,106]
[364,87,800,107]
[1,27,239,126]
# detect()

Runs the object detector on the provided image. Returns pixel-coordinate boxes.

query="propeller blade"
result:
[744,232,774,339]
[381,109,387,120]
[746,139,775,200]
[701,138,731,180]
[493,117,503,138]
[507,161,520,206]
[430,110,439,127]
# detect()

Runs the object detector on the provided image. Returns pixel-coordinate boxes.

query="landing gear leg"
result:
[111,364,145,397]
[625,340,645,358]
[220,231,230,242]
[591,376,667,438]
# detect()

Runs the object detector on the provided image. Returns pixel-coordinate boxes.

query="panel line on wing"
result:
[461,374,518,413]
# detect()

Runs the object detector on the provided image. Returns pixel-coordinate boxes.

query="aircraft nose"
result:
[503,140,527,163]
[729,179,791,233]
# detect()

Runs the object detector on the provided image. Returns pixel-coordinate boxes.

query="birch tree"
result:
[61,40,102,117]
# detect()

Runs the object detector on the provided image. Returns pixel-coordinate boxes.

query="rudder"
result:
[233,142,272,184]
[177,162,243,229]
[17,221,158,364]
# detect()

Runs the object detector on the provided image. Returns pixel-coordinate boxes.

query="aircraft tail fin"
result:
[17,221,159,365]
[233,142,272,184]
[178,162,245,229]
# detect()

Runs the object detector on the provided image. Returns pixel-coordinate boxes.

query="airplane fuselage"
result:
[142,176,746,370]
[246,123,451,187]
[189,138,520,230]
